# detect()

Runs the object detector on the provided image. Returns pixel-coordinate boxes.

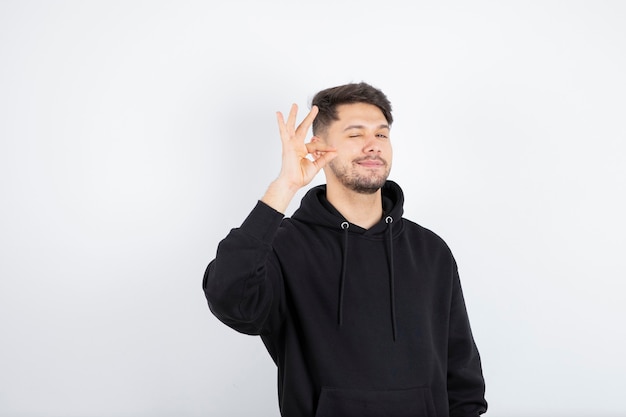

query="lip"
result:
[356,158,385,168]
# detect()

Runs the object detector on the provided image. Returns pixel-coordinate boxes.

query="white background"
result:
[1,1,625,416]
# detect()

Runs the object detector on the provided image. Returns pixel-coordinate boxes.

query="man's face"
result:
[319,102,392,194]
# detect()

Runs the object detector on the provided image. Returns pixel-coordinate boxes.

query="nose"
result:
[363,134,382,154]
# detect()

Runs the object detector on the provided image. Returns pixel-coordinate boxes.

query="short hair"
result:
[311,82,393,136]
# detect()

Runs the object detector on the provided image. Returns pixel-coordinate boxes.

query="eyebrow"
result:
[343,124,390,132]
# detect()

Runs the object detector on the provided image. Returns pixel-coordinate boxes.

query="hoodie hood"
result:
[291,180,405,235]
[291,180,405,340]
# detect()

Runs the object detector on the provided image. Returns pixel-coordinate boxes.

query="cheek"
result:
[333,143,356,158]
[385,143,393,157]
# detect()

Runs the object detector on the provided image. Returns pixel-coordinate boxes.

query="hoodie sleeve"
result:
[202,201,285,335]
[447,262,488,417]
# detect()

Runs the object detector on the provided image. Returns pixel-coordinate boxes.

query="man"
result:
[203,82,487,416]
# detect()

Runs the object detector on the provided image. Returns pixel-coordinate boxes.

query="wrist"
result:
[260,179,299,214]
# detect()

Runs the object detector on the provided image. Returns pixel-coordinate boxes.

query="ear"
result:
[309,135,329,161]
[310,136,321,160]
[311,135,331,145]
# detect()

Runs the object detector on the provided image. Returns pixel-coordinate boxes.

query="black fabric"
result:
[203,180,487,417]
[315,386,436,417]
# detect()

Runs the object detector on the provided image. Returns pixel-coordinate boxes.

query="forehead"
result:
[333,102,388,128]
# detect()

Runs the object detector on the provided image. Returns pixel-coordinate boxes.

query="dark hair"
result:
[310,82,393,135]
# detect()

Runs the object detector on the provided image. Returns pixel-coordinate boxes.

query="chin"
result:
[348,177,387,194]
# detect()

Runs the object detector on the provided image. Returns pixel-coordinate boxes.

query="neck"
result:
[326,183,383,229]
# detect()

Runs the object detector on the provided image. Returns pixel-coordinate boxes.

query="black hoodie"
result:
[203,181,487,417]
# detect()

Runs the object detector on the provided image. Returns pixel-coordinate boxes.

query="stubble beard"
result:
[328,156,390,195]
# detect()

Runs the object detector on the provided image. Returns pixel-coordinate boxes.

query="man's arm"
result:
[203,200,284,334]
[447,264,488,416]
[203,104,336,334]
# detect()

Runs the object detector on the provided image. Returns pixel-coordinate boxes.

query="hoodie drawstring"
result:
[338,221,350,326]
[385,216,397,341]
[337,217,397,341]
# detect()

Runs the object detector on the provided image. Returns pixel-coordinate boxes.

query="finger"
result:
[305,141,336,154]
[276,110,285,125]
[286,103,298,132]
[296,105,319,135]
[276,111,289,142]
[312,149,337,170]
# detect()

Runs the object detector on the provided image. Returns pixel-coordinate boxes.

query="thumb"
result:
[312,149,337,170]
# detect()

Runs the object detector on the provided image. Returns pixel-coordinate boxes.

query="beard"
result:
[328,156,390,194]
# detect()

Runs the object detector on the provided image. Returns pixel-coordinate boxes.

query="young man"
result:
[203,82,487,416]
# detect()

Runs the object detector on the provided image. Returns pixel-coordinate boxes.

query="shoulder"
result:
[399,217,455,257]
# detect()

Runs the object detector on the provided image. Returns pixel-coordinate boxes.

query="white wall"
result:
[1,1,625,416]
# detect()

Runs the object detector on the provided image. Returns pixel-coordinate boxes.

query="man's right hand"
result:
[261,104,337,213]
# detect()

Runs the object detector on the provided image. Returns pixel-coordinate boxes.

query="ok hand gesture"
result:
[262,104,336,213]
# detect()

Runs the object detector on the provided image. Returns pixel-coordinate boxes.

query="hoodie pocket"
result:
[315,386,436,417]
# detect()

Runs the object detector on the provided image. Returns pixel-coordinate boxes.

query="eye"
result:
[376,133,389,139]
